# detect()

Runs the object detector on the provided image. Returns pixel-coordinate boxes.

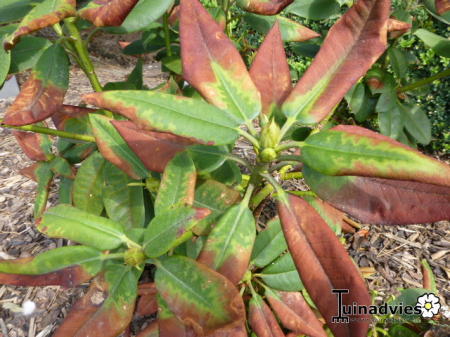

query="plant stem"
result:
[276,141,305,152]
[281,171,303,180]
[397,67,450,93]
[249,183,274,210]
[242,183,255,206]
[163,13,173,57]
[277,155,303,163]
[238,129,260,150]
[64,18,103,93]
[0,119,96,142]
[289,190,316,197]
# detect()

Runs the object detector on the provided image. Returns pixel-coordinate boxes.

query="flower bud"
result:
[260,148,277,162]
[124,247,146,267]
[260,120,281,150]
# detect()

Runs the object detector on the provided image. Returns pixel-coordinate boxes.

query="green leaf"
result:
[53,263,139,336]
[376,91,403,140]
[302,125,450,187]
[103,162,145,229]
[345,82,375,122]
[83,91,240,145]
[103,58,144,90]
[198,202,256,284]
[38,204,128,250]
[260,253,303,291]
[90,114,149,179]
[401,105,431,145]
[210,160,242,186]
[243,13,319,42]
[49,156,74,178]
[390,288,431,321]
[0,0,45,24]
[415,28,450,57]
[4,0,76,49]
[34,162,54,219]
[0,36,10,85]
[105,0,175,33]
[286,0,341,20]
[4,43,69,126]
[187,145,228,175]
[0,246,103,287]
[9,36,51,73]
[389,325,420,337]
[58,176,73,204]
[388,47,409,79]
[154,152,196,215]
[251,217,288,268]
[73,152,106,215]
[143,207,206,257]
[154,255,245,335]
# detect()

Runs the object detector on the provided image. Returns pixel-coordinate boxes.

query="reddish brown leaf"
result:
[52,105,96,130]
[387,18,412,38]
[135,321,159,337]
[266,289,326,337]
[4,75,66,126]
[207,323,248,337]
[304,165,450,225]
[19,163,41,181]
[79,0,139,27]
[237,0,293,15]
[137,283,158,317]
[277,194,371,337]
[436,0,450,16]
[250,22,292,115]
[12,129,52,161]
[249,294,285,337]
[112,120,196,173]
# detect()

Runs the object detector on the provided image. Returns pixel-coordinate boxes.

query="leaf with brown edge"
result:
[0,246,103,288]
[250,22,291,115]
[302,125,450,188]
[387,18,411,39]
[157,294,192,337]
[136,321,159,337]
[249,293,285,337]
[237,0,293,15]
[136,283,158,317]
[52,105,97,131]
[180,0,261,124]
[301,195,348,234]
[303,165,450,225]
[277,193,371,337]
[282,0,389,124]
[12,127,53,161]
[53,263,140,337]
[112,120,196,173]
[154,255,245,335]
[436,0,450,16]
[265,288,327,337]
[79,0,139,27]
[421,259,437,293]
[19,162,41,182]
[198,202,256,285]
[3,0,76,50]
[4,44,69,126]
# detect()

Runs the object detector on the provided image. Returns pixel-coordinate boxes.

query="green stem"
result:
[276,141,305,152]
[64,18,103,93]
[289,190,316,197]
[238,129,260,150]
[163,13,173,57]
[277,155,303,163]
[242,183,255,207]
[249,183,274,210]
[397,68,450,93]
[281,171,303,180]
[103,252,125,260]
[0,119,96,142]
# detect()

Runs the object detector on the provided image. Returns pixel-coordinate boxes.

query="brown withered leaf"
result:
[277,194,371,337]
[250,22,292,114]
[136,283,158,317]
[112,120,196,173]
[52,105,96,130]
[135,321,159,337]
[266,289,327,337]
[12,128,52,162]
[387,18,412,38]
[249,294,285,337]
[436,0,450,16]
[79,0,139,27]
[19,163,41,181]
[237,0,294,15]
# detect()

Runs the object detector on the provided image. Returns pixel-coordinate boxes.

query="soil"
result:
[0,35,449,337]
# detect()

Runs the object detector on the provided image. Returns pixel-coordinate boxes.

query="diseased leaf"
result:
[49,156,75,179]
[157,294,191,337]
[144,207,210,258]
[83,91,240,145]
[250,22,292,115]
[53,263,139,337]
[249,293,285,337]
[73,151,106,215]
[237,0,293,15]
[301,195,347,234]
[198,202,256,284]
[53,105,96,131]
[12,127,53,161]
[90,114,149,179]
[4,0,76,49]
[387,18,411,38]
[103,162,145,229]
[34,162,54,219]
[265,288,326,337]
[260,253,303,292]
[155,255,245,335]
[421,259,437,293]
[243,13,320,42]
[9,36,51,73]
[282,0,389,124]
[302,125,450,187]
[136,283,158,317]
[0,246,103,287]
[79,0,138,27]
[303,165,450,225]
[136,322,159,337]
[277,193,371,337]
[4,44,69,125]
[436,0,450,16]
[38,204,128,250]
[180,0,261,124]
[251,217,288,268]
[154,152,196,215]
[112,120,196,173]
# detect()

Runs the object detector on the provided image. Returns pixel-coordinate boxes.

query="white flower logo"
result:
[416,293,440,318]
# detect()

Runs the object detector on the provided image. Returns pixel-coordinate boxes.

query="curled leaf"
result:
[250,22,292,114]
[12,127,52,161]
[79,0,139,27]
[249,293,285,337]
[237,0,293,15]
[387,18,411,38]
